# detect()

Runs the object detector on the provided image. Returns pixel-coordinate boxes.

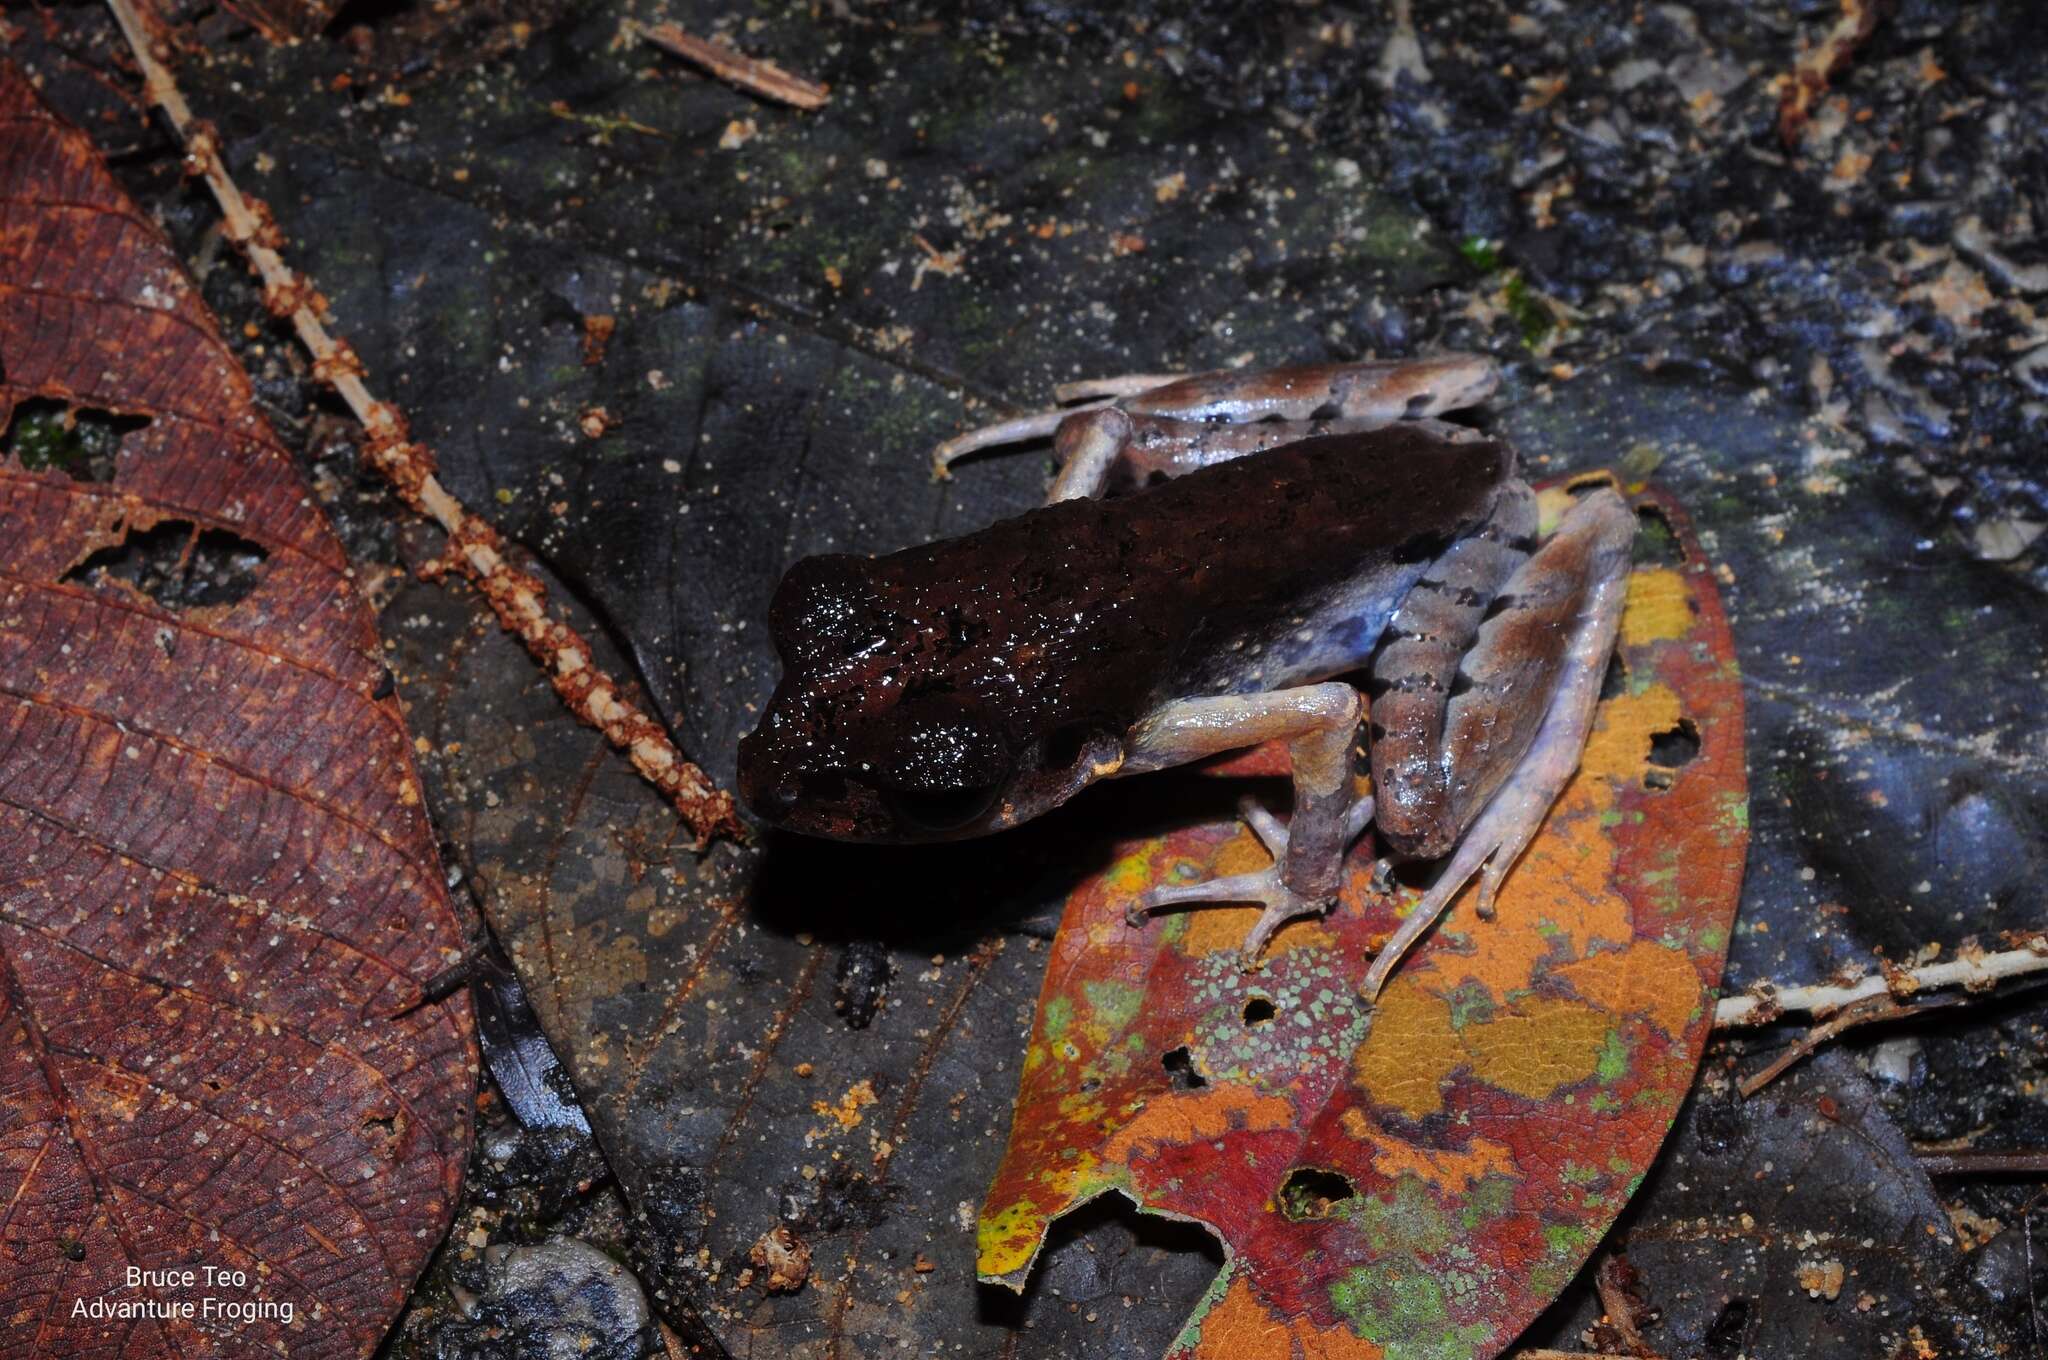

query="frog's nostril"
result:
[753,779,800,820]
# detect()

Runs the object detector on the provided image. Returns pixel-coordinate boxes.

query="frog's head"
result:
[737,551,1124,843]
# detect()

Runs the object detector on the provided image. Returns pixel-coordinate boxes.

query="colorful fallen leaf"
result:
[982,482,1746,1360]
[0,67,474,1357]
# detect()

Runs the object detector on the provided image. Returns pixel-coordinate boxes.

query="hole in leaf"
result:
[1276,1167,1355,1221]
[1632,504,1687,567]
[1600,652,1628,701]
[361,1112,400,1143]
[58,1235,87,1263]
[1648,717,1701,770]
[1160,1046,1207,1091]
[1644,717,1701,789]
[1241,996,1276,1026]
[4,398,147,482]
[63,520,269,610]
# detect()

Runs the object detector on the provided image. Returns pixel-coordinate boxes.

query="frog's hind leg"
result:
[1116,356,1499,424]
[1367,481,1542,857]
[931,354,1499,479]
[1119,683,1372,967]
[1358,487,1637,1006]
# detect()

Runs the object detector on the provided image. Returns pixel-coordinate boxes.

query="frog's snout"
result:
[734,730,792,822]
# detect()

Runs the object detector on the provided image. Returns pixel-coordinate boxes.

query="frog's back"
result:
[856,425,1511,738]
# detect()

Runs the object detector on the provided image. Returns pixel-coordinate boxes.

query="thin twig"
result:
[1713,936,2048,1028]
[629,20,829,110]
[1735,993,1955,1098]
[1917,1149,2048,1177]
[2028,1187,2047,1355]
[105,0,744,847]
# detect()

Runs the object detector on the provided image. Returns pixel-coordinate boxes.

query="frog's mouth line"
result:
[742,722,1130,846]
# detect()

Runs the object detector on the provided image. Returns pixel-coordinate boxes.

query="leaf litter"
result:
[0,65,474,1358]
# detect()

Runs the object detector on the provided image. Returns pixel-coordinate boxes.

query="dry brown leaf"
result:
[0,64,474,1357]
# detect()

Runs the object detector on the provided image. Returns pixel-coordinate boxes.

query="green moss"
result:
[1503,273,1556,347]
[6,402,130,480]
[1459,235,1503,272]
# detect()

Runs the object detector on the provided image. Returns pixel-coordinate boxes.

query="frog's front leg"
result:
[1119,683,1374,966]
[1358,487,1638,1005]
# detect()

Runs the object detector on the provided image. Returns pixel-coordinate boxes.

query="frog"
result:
[736,354,1636,1004]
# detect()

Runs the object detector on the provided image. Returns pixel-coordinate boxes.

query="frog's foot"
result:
[930,401,1114,479]
[1125,795,1375,967]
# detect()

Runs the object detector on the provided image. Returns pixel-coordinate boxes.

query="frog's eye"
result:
[885,780,1003,833]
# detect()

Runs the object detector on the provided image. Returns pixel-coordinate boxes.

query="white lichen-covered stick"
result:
[1712,936,2048,1028]
[106,0,744,847]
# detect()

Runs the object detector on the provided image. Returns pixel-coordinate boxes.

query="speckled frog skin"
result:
[738,356,1635,999]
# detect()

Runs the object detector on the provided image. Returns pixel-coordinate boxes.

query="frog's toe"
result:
[1238,795,1291,857]
[1127,869,1283,926]
[1123,792,1369,960]
[1125,865,1331,971]
[1238,883,1333,969]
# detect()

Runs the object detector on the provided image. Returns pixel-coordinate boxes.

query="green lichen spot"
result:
[1082,980,1143,1035]
[1354,1175,1455,1257]
[1331,1267,1492,1360]
[1460,1174,1517,1230]
[1596,1030,1629,1084]
[1444,982,1497,1031]
[1171,1264,1240,1355]
[1043,995,1073,1044]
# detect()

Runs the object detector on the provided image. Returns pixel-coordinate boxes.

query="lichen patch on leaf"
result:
[981,485,1746,1360]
